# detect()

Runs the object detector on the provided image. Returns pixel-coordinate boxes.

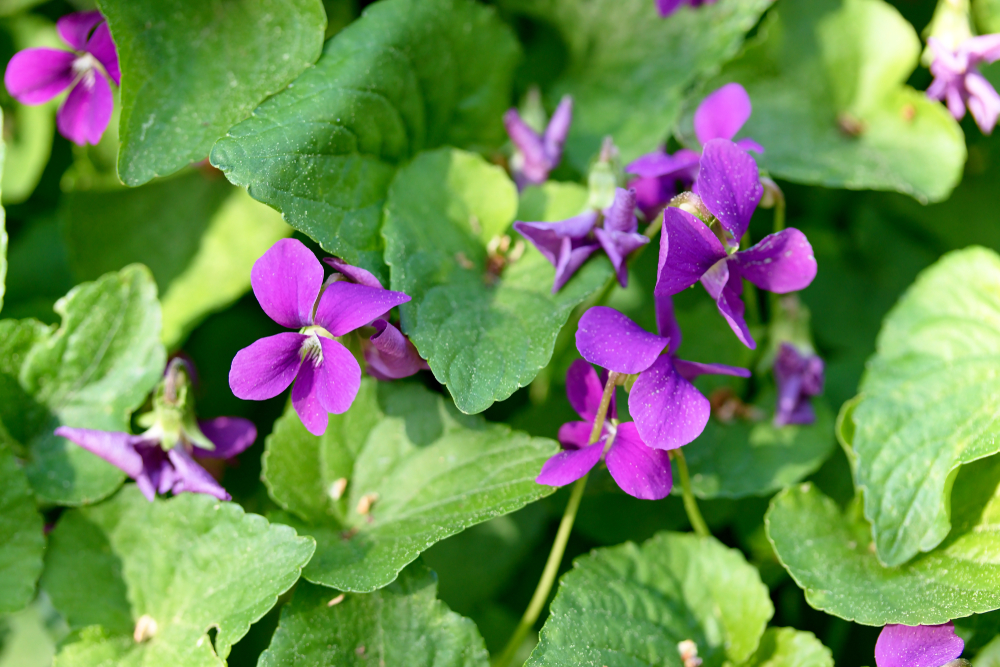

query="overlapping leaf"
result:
[742,628,833,667]
[688,0,965,203]
[0,265,165,505]
[263,379,558,592]
[211,0,520,276]
[43,487,315,666]
[384,149,612,414]
[0,442,44,614]
[498,0,773,170]
[259,563,488,667]
[97,0,326,185]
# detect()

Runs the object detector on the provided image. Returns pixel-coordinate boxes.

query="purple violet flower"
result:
[536,359,673,500]
[504,95,573,190]
[773,342,824,427]
[229,239,410,436]
[4,11,120,145]
[927,35,1000,134]
[575,295,750,450]
[875,623,964,667]
[514,187,648,292]
[656,0,717,17]
[627,83,763,220]
[654,138,817,349]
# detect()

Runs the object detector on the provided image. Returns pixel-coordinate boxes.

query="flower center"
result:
[72,52,98,75]
[299,331,325,365]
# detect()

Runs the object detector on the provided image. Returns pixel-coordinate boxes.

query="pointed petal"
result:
[4,49,75,105]
[594,228,649,287]
[504,108,545,164]
[735,137,765,154]
[626,149,700,178]
[714,269,756,349]
[654,293,683,350]
[57,11,104,51]
[251,238,323,329]
[54,426,146,479]
[565,358,605,422]
[229,332,306,400]
[964,34,1000,63]
[291,360,327,436]
[603,188,638,233]
[193,417,257,459]
[542,95,572,164]
[697,138,763,240]
[734,228,817,293]
[630,355,711,450]
[576,306,669,374]
[605,422,673,500]
[875,623,964,667]
[536,440,604,487]
[135,443,172,500]
[552,239,600,292]
[365,319,427,380]
[673,358,751,382]
[166,447,231,501]
[965,70,1000,134]
[694,83,753,144]
[655,207,727,296]
[322,256,384,289]
[314,281,410,336]
[558,421,594,449]
[656,0,684,16]
[86,21,120,86]
[515,211,599,266]
[314,337,362,414]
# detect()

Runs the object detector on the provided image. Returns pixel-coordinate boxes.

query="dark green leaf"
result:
[689,0,965,203]
[528,532,773,666]
[0,442,44,614]
[211,0,520,275]
[498,0,773,170]
[97,0,326,185]
[44,487,315,666]
[742,628,833,667]
[384,148,612,413]
[263,379,559,592]
[258,563,488,667]
[766,454,1000,625]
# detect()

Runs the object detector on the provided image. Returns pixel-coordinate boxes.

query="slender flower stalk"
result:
[671,448,709,537]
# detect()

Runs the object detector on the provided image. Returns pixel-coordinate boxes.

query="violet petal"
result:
[565,358,606,422]
[630,355,711,450]
[874,623,964,667]
[603,188,639,233]
[365,319,427,380]
[322,256,385,289]
[733,228,817,293]
[291,359,327,436]
[654,293,683,350]
[605,422,674,500]
[250,238,323,329]
[314,281,410,336]
[56,11,104,51]
[594,227,649,287]
[673,358,751,382]
[655,207,728,297]
[626,149,700,179]
[4,49,75,105]
[194,417,257,459]
[536,439,604,487]
[54,426,147,479]
[229,332,306,401]
[697,138,763,240]
[576,306,669,374]
[85,22,120,86]
[714,268,756,349]
[313,336,362,415]
[694,83,753,145]
[552,238,600,292]
[514,211,599,267]
[558,421,594,450]
[542,95,573,165]
[166,447,231,501]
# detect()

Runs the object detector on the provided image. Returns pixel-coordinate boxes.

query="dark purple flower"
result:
[927,35,1000,134]
[875,623,964,667]
[536,359,673,500]
[654,139,817,349]
[229,239,410,436]
[514,187,648,292]
[4,11,119,145]
[55,416,256,502]
[626,83,763,219]
[773,343,824,427]
[505,95,573,189]
[656,0,717,17]
[575,295,750,450]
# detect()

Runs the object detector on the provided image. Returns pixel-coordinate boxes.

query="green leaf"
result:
[765,454,1000,625]
[65,171,289,349]
[846,247,1000,566]
[527,532,773,667]
[258,563,489,667]
[0,442,44,614]
[96,0,326,186]
[384,148,612,413]
[0,266,167,505]
[691,0,965,203]
[0,0,47,17]
[263,379,559,592]
[741,628,834,667]
[516,182,589,223]
[975,0,1000,33]
[43,486,315,666]
[210,0,520,275]
[498,0,773,170]
[681,393,836,499]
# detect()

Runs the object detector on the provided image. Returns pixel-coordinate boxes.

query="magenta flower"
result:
[655,139,817,349]
[656,0,717,17]
[229,239,410,436]
[55,417,255,502]
[773,343,824,427]
[514,187,648,292]
[536,359,673,500]
[875,623,964,667]
[575,295,750,450]
[927,35,1000,134]
[4,11,119,145]
[504,95,573,189]
[627,83,763,220]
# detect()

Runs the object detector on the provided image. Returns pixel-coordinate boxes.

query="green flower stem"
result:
[740,232,762,326]
[772,185,786,233]
[671,448,710,538]
[493,373,618,667]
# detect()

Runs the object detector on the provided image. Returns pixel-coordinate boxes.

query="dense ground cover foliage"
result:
[1,0,999,665]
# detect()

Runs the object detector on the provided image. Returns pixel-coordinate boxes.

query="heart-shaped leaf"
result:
[0,442,44,614]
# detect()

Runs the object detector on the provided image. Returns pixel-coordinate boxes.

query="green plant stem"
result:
[772,184,786,233]
[740,231,762,326]
[671,448,710,538]
[493,374,618,667]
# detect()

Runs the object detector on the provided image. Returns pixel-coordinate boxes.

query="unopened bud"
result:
[586,137,622,210]
[134,615,158,643]
[668,192,709,223]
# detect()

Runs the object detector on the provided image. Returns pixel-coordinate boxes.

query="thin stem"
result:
[493,374,618,667]
[671,449,710,538]
[772,185,786,233]
[739,232,762,326]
